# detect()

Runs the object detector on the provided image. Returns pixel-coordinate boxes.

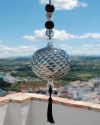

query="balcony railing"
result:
[0,92,100,125]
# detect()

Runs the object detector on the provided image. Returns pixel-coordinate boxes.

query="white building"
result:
[73,84,94,101]
[73,89,90,100]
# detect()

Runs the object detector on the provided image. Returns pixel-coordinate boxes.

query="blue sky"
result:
[0,0,100,58]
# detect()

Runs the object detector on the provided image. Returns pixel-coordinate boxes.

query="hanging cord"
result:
[47,86,55,123]
[47,0,54,123]
[49,0,51,4]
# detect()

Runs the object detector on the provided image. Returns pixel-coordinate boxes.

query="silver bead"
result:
[45,12,54,21]
[46,29,54,37]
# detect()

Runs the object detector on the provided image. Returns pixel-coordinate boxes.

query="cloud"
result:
[40,0,88,10]
[0,45,37,58]
[97,40,100,42]
[80,3,88,7]
[59,44,74,49]
[23,29,47,42]
[76,33,100,39]
[68,49,100,55]
[59,44,100,55]
[0,43,100,58]
[0,40,2,43]
[83,44,94,47]
[23,29,100,42]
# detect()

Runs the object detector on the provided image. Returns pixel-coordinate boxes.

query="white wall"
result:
[73,90,91,100]
[0,103,8,125]
[0,100,100,125]
[25,100,100,125]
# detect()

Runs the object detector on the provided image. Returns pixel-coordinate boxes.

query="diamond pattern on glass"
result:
[30,45,71,80]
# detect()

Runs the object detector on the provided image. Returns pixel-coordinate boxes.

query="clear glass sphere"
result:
[46,29,54,37]
[45,12,54,21]
[30,43,71,89]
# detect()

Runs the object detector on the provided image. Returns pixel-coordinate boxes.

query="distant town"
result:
[0,57,100,104]
[0,71,100,103]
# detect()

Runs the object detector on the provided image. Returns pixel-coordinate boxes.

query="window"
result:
[77,92,79,96]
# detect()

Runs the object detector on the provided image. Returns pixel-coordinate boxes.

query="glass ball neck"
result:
[47,41,53,48]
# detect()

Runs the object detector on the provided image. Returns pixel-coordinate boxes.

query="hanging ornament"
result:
[30,0,71,124]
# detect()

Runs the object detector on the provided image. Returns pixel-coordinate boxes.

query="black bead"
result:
[45,4,55,12]
[45,21,54,29]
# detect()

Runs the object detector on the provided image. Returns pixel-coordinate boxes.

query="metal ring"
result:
[47,83,54,89]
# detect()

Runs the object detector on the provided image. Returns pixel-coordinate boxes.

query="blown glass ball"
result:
[45,12,54,21]
[45,4,55,12]
[46,29,54,37]
[30,42,71,84]
[45,21,54,29]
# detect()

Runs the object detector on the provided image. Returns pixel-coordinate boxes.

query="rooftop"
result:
[70,80,81,85]
[83,92,99,98]
[3,76,18,82]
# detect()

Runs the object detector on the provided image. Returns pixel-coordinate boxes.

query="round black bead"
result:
[45,21,54,29]
[45,4,55,12]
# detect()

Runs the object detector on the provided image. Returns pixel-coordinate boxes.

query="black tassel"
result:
[47,86,55,124]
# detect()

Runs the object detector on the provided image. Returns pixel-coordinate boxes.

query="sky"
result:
[0,0,100,58]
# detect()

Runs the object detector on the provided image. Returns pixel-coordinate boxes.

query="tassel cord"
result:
[47,86,55,124]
